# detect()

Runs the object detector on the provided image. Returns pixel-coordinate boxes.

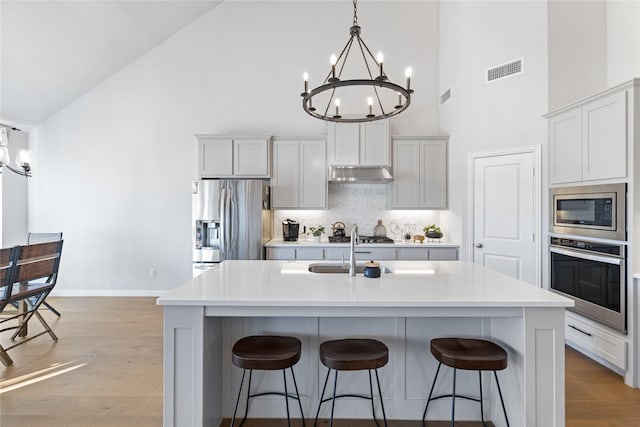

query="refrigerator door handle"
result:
[219,187,226,260]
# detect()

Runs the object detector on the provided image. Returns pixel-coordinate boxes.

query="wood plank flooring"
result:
[1,297,638,426]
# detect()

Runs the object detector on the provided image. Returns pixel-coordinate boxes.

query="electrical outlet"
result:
[148,268,157,278]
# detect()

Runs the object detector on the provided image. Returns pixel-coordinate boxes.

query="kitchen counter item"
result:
[331,221,346,237]
[373,219,387,237]
[282,219,300,241]
[363,260,381,278]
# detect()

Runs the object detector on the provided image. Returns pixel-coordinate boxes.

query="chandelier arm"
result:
[322,87,337,118]
[355,37,386,115]
[357,36,386,79]
[337,37,356,79]
[4,165,31,177]
[324,36,355,85]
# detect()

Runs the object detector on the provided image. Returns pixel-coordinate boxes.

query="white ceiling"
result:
[0,0,221,129]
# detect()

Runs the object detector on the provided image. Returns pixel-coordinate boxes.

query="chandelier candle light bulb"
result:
[303,72,309,94]
[334,98,341,118]
[405,67,413,92]
[367,96,374,117]
[330,54,338,81]
[376,52,384,79]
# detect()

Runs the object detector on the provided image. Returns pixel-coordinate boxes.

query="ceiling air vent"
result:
[486,58,523,83]
[440,88,451,106]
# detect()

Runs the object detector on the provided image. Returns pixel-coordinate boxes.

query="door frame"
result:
[467,145,542,287]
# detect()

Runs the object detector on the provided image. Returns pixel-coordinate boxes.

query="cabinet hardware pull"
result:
[355,251,372,254]
[568,324,592,337]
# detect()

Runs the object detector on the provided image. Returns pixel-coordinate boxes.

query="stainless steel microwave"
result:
[550,183,626,241]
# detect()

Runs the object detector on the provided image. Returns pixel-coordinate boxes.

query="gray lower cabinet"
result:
[397,247,459,260]
[325,247,397,261]
[267,246,458,261]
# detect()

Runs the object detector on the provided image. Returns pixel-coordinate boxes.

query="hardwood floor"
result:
[1,297,638,426]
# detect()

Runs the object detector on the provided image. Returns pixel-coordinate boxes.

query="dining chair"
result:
[0,246,19,366]
[0,240,64,366]
[27,232,63,317]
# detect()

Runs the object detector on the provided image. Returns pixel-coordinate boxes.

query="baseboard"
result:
[50,289,168,297]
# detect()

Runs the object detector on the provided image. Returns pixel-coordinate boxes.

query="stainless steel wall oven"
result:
[550,183,626,241]
[549,237,626,333]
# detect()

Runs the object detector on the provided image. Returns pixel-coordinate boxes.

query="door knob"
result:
[475,243,483,248]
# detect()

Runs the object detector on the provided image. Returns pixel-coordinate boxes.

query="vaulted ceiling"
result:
[0,0,221,129]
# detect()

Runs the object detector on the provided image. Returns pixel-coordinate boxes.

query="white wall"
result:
[607,0,640,86]
[438,0,548,261]
[1,129,28,247]
[29,1,439,293]
[548,0,608,110]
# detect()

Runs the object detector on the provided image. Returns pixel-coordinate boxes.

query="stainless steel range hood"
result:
[328,165,394,183]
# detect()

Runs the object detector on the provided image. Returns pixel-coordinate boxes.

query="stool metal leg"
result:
[451,368,457,427]
[239,370,253,427]
[374,369,388,427]
[314,368,331,427]
[283,370,291,427]
[290,367,306,427]
[479,371,488,427]
[422,362,442,425]
[330,370,339,427]
[494,371,510,427]
[231,369,247,427]
[368,369,381,427]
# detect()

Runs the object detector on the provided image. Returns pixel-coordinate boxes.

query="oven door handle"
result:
[550,247,622,265]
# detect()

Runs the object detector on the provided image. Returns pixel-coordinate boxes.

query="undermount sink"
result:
[307,263,392,274]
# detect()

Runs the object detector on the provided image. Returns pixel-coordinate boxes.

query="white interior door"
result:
[473,151,537,284]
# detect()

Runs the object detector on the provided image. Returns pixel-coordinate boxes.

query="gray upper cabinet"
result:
[197,134,271,178]
[327,120,390,166]
[547,84,630,185]
[391,136,448,209]
[271,137,327,209]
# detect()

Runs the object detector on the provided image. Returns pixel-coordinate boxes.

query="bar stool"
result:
[314,338,388,427]
[231,335,305,427]
[422,338,510,427]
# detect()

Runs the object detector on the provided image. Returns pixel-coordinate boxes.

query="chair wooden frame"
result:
[0,240,64,367]
[27,232,63,317]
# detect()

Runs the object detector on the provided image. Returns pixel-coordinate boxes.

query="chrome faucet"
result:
[349,224,358,276]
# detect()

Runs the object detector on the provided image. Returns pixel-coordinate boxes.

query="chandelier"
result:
[301,0,414,123]
[0,126,33,177]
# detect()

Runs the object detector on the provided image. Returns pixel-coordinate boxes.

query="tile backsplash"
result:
[273,183,441,240]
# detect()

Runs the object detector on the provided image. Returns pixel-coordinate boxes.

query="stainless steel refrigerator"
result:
[192,180,272,274]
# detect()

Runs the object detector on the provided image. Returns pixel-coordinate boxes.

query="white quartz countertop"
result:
[157,260,572,309]
[265,238,460,248]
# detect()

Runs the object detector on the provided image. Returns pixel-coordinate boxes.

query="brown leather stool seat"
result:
[423,337,510,427]
[232,335,302,370]
[230,335,304,427]
[430,337,507,371]
[315,338,388,427]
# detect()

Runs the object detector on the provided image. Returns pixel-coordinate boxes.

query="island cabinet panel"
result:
[197,135,270,178]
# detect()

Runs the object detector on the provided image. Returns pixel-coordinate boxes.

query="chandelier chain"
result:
[353,0,358,26]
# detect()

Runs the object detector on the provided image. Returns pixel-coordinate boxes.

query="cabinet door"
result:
[392,141,421,208]
[299,140,327,209]
[272,140,300,208]
[428,248,458,260]
[296,248,324,260]
[360,121,390,166]
[549,109,582,184]
[397,248,429,260]
[582,91,627,181]
[420,140,447,208]
[266,247,296,260]
[234,138,269,176]
[355,247,397,260]
[328,123,360,165]
[199,139,233,177]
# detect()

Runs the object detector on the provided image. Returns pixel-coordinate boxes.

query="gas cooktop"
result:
[328,235,394,244]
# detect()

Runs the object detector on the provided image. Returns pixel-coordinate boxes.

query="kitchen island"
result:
[157,260,572,427]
